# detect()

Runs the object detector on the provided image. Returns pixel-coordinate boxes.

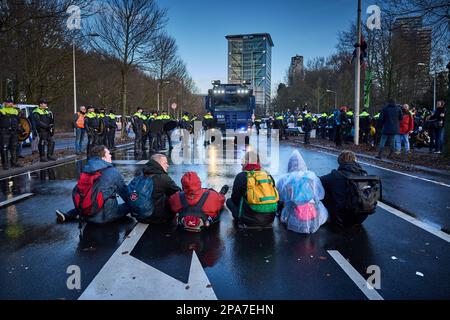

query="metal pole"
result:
[433,72,436,112]
[354,0,362,145]
[334,92,337,110]
[157,82,160,112]
[73,42,77,135]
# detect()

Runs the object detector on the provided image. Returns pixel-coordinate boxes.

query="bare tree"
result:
[146,33,185,109]
[90,0,167,120]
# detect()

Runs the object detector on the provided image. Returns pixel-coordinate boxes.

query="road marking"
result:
[378,202,450,243]
[79,223,217,300]
[327,250,384,301]
[314,149,450,188]
[0,193,34,208]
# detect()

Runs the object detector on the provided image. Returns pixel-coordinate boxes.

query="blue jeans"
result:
[379,134,399,154]
[65,201,130,224]
[75,128,86,153]
[435,127,444,152]
[396,134,410,152]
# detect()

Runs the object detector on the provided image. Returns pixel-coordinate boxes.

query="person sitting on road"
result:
[276,150,328,234]
[140,153,180,224]
[169,172,228,232]
[226,151,279,229]
[56,145,130,224]
[320,151,370,227]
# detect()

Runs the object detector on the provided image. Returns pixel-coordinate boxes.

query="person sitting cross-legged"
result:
[169,172,228,232]
[56,145,130,224]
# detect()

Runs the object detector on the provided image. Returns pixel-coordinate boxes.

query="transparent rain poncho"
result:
[276,150,328,233]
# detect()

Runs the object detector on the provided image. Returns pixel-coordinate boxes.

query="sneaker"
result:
[375,155,382,160]
[434,151,442,154]
[47,156,57,161]
[56,210,66,223]
[219,185,230,195]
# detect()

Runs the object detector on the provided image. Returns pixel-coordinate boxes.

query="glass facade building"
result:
[226,34,274,115]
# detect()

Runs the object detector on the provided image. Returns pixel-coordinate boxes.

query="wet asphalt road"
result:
[0,141,449,300]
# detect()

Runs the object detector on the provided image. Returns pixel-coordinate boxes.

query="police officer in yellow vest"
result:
[98,108,107,146]
[105,110,117,150]
[0,98,23,169]
[254,117,262,136]
[84,106,101,156]
[132,107,147,156]
[359,108,371,144]
[32,99,56,162]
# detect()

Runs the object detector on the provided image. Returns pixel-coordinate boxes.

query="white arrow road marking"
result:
[79,223,217,300]
[0,193,34,208]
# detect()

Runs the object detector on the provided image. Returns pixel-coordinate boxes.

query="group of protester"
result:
[375,100,446,158]
[263,100,446,156]
[56,145,381,234]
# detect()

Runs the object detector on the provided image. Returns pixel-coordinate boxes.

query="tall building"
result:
[392,17,432,100]
[226,33,274,115]
[288,55,304,85]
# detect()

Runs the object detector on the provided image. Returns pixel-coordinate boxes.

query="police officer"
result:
[132,107,146,156]
[0,98,23,169]
[359,108,371,144]
[254,117,262,136]
[84,106,100,156]
[32,99,56,162]
[106,110,117,150]
[302,112,313,144]
[98,108,107,146]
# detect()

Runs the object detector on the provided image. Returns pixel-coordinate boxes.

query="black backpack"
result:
[341,173,382,215]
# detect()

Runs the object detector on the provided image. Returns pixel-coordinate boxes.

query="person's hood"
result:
[243,163,261,171]
[83,157,112,173]
[287,150,308,173]
[338,162,366,175]
[181,172,202,196]
[143,159,166,175]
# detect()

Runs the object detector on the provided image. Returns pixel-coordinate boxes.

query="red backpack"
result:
[72,171,105,217]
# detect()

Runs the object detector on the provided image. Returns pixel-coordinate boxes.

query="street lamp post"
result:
[72,33,99,134]
[353,0,362,145]
[326,89,337,110]
[157,80,170,112]
[417,62,436,111]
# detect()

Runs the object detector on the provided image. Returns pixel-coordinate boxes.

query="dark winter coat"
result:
[320,162,369,226]
[142,159,181,223]
[79,157,129,224]
[379,103,403,135]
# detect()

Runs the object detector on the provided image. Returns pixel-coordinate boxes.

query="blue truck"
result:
[205,81,255,131]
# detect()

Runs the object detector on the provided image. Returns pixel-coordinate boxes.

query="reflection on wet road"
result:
[0,144,449,300]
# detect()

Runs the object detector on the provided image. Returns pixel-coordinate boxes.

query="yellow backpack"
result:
[243,170,279,214]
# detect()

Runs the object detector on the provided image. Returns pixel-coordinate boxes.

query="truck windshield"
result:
[212,95,249,111]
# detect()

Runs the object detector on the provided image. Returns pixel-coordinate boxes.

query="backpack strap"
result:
[179,192,189,209]
[194,191,210,211]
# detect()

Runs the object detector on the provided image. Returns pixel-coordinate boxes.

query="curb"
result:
[289,139,450,178]
[0,142,134,180]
